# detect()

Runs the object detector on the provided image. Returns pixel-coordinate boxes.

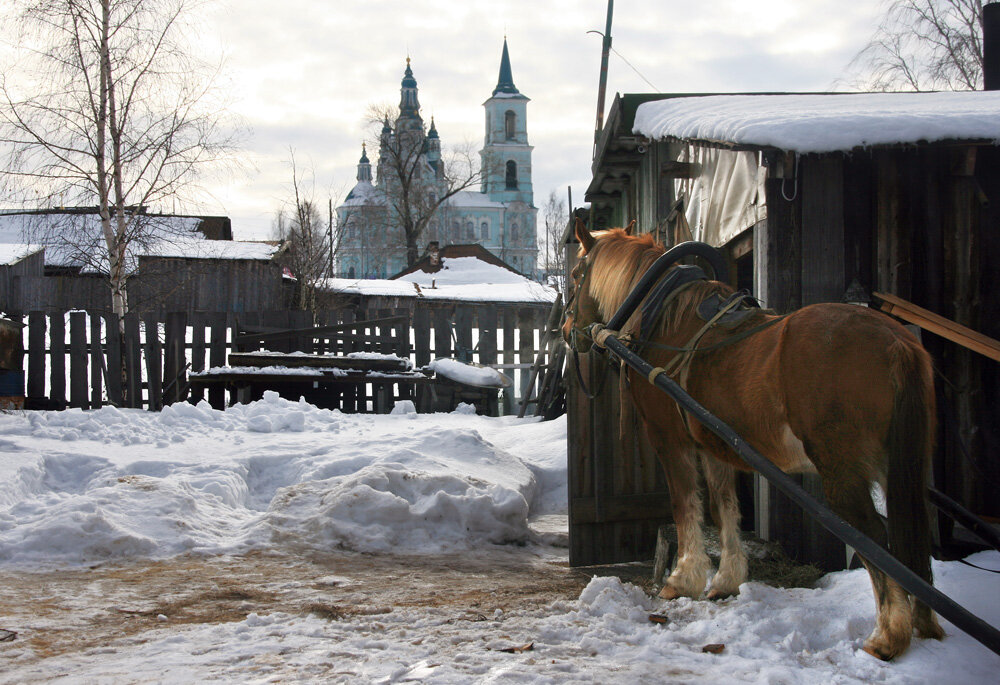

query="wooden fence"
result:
[8,303,552,413]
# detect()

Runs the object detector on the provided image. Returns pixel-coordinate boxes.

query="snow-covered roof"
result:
[141,237,279,261]
[632,91,1000,154]
[0,243,43,266]
[321,256,556,304]
[446,190,506,209]
[341,180,381,207]
[0,211,277,270]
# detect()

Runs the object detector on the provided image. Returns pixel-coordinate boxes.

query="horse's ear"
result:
[624,220,636,235]
[575,217,595,253]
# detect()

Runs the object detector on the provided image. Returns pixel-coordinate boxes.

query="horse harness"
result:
[568,255,786,428]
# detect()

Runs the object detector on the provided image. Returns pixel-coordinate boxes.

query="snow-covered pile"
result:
[399,256,528,286]
[633,91,1000,153]
[0,392,566,565]
[320,255,558,303]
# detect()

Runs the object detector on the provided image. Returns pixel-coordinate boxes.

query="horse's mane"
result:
[585,228,733,335]
[585,229,664,321]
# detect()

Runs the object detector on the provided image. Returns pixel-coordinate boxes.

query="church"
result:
[335,39,539,280]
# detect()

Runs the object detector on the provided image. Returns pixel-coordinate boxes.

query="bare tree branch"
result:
[844,0,984,91]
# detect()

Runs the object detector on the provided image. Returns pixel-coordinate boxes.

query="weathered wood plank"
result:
[49,313,66,405]
[143,315,163,411]
[27,312,46,399]
[104,313,124,407]
[413,307,431,368]
[89,314,103,408]
[163,312,187,406]
[69,312,88,409]
[123,314,142,408]
[207,313,227,409]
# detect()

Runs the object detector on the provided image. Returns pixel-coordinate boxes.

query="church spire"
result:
[492,38,520,96]
[398,56,422,126]
[356,142,372,183]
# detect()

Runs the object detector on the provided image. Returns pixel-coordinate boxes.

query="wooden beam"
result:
[874,291,1000,362]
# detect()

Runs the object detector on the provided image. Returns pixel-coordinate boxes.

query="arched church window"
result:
[505,161,518,190]
[481,221,489,240]
[505,110,516,140]
[511,223,519,243]
[465,221,474,240]
[451,221,460,242]
[348,266,356,279]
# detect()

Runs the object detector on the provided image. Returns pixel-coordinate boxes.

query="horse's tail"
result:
[886,337,936,587]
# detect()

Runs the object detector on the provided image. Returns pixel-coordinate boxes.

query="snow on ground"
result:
[1,395,999,683]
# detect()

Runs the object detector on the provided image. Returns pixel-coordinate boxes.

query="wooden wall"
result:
[2,258,286,315]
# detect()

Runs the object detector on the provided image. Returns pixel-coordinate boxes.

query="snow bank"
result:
[428,357,511,387]
[0,392,555,566]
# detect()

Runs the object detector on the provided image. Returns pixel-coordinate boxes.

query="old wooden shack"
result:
[575,89,1000,569]
[0,210,284,315]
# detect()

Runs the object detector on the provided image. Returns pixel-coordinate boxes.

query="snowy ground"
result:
[1,394,999,683]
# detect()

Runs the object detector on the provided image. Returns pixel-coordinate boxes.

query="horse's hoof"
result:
[862,644,894,661]
[862,639,905,661]
[658,585,682,600]
[706,588,736,601]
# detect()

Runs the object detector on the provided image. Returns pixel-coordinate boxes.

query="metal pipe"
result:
[597,331,1000,657]
[929,486,1000,553]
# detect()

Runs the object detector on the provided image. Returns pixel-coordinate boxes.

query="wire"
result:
[610,46,660,92]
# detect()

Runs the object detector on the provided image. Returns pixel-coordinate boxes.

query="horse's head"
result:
[561,218,635,353]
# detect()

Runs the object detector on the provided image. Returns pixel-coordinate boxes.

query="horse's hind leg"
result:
[701,455,747,599]
[818,464,912,660]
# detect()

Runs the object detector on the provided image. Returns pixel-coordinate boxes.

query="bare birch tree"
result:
[0,0,239,321]
[541,189,567,286]
[846,0,985,91]
[272,150,335,311]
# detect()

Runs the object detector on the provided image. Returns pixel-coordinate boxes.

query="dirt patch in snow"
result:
[0,548,594,664]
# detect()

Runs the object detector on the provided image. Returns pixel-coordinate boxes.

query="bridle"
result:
[562,252,610,399]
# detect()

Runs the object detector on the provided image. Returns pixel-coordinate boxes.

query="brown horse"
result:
[563,222,944,660]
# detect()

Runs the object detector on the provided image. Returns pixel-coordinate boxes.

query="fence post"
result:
[103,313,124,407]
[143,314,163,411]
[207,313,227,409]
[27,311,46,400]
[189,312,207,404]
[454,306,473,363]
[89,313,103,408]
[69,312,88,409]
[123,313,142,408]
[163,312,188,406]
[49,313,66,406]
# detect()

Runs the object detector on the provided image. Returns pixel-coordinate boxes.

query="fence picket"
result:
[50,314,66,405]
[90,314,103,408]
[123,314,142,408]
[27,312,46,399]
[104,313,124,407]
[69,312,88,409]
[18,304,555,414]
[143,314,163,411]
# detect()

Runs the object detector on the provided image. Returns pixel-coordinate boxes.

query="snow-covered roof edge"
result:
[631,91,1000,154]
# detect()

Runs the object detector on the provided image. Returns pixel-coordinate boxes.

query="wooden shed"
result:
[0,210,284,315]
[575,90,1000,569]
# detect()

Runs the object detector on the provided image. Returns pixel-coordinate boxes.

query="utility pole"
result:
[594,0,614,144]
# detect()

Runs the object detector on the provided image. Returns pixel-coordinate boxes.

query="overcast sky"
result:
[10,1,890,239]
